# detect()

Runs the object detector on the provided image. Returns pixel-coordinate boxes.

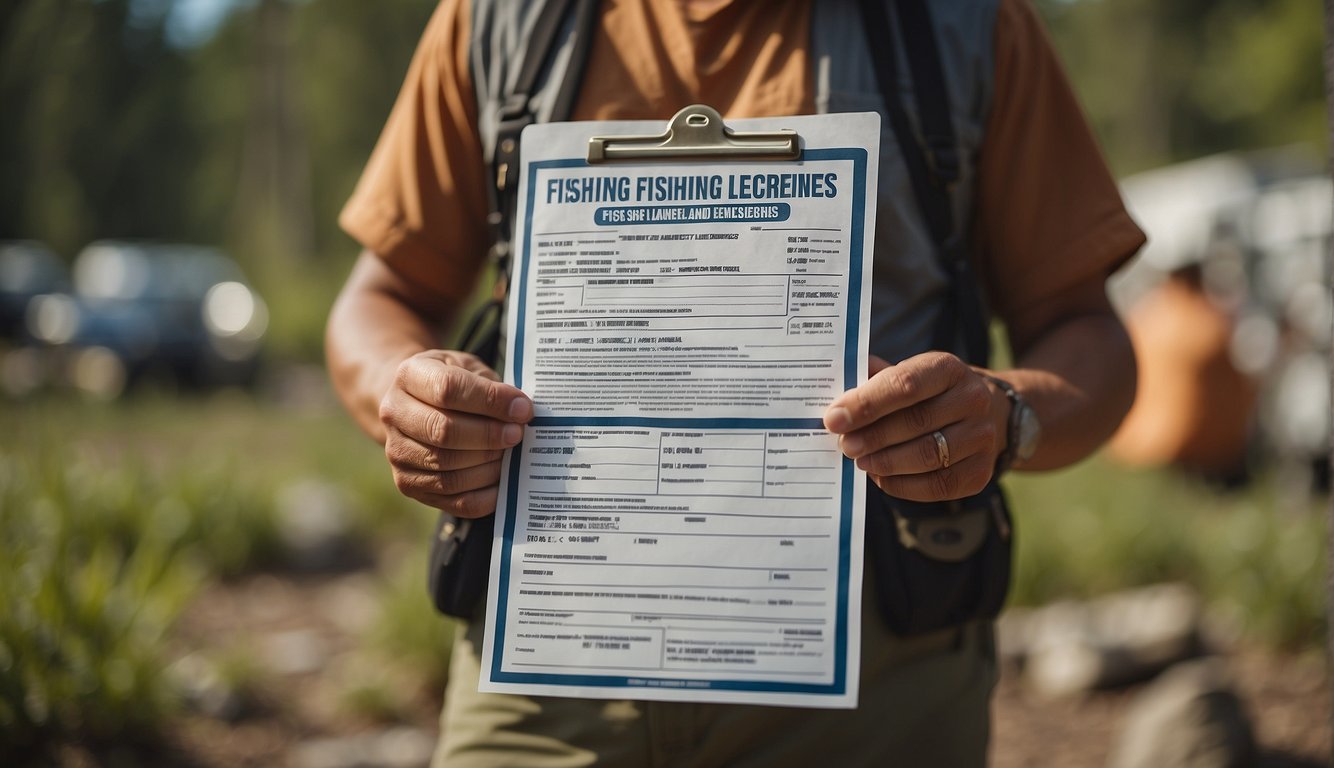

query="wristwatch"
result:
[983,374,1041,474]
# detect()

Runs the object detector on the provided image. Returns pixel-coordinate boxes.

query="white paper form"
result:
[480,111,879,708]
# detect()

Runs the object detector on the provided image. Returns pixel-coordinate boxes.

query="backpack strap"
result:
[487,0,600,284]
[464,0,600,363]
[857,0,991,366]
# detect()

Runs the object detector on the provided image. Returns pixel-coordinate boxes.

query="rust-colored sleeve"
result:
[338,0,490,300]
[975,0,1147,320]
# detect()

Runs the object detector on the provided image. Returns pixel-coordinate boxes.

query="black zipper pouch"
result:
[864,478,1014,636]
[427,512,494,620]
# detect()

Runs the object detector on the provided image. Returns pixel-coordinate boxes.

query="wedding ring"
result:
[931,430,951,469]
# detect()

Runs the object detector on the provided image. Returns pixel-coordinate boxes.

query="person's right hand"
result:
[378,349,533,518]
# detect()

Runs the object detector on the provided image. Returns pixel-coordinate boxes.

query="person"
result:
[1108,264,1258,486]
[326,0,1143,764]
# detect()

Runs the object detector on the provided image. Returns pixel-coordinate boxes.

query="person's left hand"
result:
[823,351,1006,502]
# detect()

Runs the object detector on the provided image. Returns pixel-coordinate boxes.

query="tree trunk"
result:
[235,0,314,273]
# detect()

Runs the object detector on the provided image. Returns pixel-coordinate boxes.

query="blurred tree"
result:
[289,0,437,263]
[1036,0,1326,175]
[234,0,316,268]
[0,0,1323,357]
[184,0,435,276]
[0,0,198,256]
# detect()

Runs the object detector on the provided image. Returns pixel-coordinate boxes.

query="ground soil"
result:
[45,569,1334,767]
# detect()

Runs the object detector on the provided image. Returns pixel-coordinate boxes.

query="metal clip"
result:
[588,104,801,163]
[892,507,988,563]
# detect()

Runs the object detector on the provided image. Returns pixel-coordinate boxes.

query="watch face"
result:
[1015,403,1041,461]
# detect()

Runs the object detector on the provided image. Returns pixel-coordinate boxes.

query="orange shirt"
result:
[339,0,1145,324]
[1109,275,1258,473]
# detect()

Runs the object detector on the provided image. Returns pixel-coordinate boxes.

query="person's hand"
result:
[378,349,532,517]
[823,351,1007,502]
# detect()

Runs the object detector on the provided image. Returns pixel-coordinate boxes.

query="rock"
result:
[262,628,329,676]
[318,574,381,635]
[170,654,246,721]
[290,726,435,768]
[995,605,1035,670]
[1106,657,1257,768]
[276,478,357,571]
[1009,583,1204,697]
[376,727,436,767]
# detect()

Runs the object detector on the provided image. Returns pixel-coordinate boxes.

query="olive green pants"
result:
[432,569,997,768]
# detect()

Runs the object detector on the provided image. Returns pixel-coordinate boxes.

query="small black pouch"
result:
[427,512,495,619]
[864,478,1013,635]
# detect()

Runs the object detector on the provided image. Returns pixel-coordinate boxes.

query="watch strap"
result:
[981,373,1023,475]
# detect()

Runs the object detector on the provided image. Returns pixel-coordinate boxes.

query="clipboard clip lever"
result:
[587,104,801,163]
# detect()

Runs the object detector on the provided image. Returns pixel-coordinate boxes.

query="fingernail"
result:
[502,423,523,445]
[840,433,864,457]
[508,397,532,421]
[825,407,852,433]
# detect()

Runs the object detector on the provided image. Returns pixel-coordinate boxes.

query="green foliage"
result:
[1035,0,1326,174]
[2,0,1323,357]
[337,672,410,724]
[1007,456,1327,649]
[0,453,203,748]
[0,393,423,749]
[366,545,458,695]
[0,0,203,254]
[289,0,439,258]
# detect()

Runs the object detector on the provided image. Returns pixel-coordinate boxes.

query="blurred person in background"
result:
[1108,262,1258,487]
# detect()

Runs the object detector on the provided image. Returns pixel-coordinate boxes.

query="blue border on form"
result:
[493,147,868,699]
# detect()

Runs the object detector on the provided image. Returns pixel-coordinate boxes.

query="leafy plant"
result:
[1006,456,1326,649]
[0,394,420,750]
[0,453,202,749]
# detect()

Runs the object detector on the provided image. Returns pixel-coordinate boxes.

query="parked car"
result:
[25,241,267,398]
[0,241,71,396]
[0,240,67,342]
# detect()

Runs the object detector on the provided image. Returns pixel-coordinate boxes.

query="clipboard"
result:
[480,106,879,709]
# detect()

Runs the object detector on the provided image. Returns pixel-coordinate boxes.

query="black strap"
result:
[894,0,962,193]
[467,0,600,361]
[857,0,954,247]
[512,0,578,100]
[488,0,599,254]
[858,0,990,365]
[547,0,601,122]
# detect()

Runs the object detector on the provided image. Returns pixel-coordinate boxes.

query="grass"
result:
[0,451,204,747]
[365,545,458,696]
[0,387,1325,752]
[0,386,423,753]
[1006,457,1327,649]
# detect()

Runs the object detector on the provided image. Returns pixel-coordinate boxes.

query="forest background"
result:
[1,0,1324,360]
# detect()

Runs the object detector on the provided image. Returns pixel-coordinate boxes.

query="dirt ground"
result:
[991,648,1330,768]
[47,571,1334,767]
